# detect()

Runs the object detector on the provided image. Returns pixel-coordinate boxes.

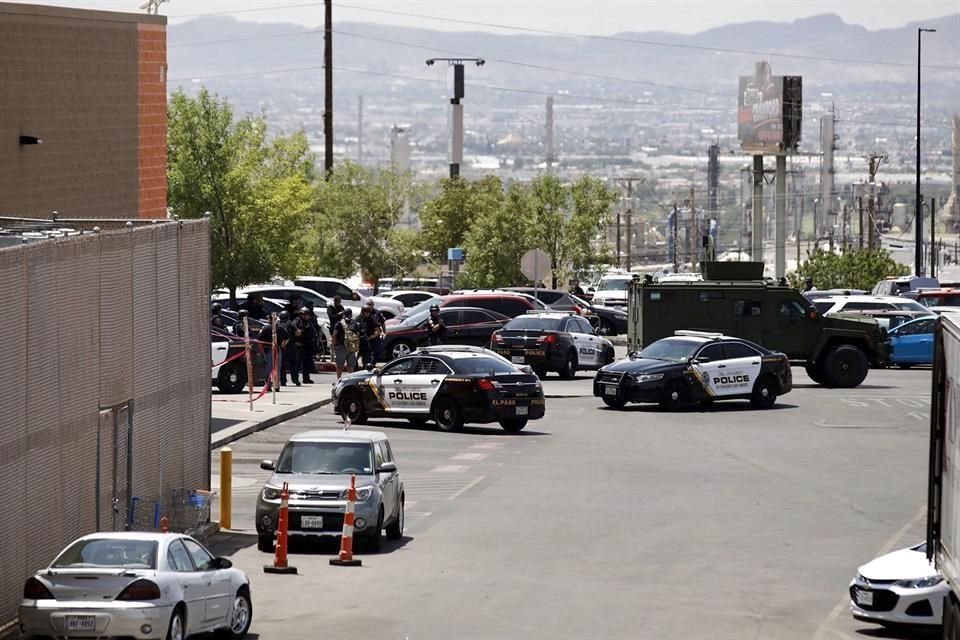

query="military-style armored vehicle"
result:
[626,262,890,388]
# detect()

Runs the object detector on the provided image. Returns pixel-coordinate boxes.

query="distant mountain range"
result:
[168,12,960,96]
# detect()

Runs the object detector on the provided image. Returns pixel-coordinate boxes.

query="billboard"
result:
[738,61,802,153]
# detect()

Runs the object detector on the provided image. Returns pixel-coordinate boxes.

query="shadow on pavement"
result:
[207,532,258,556]
[356,418,551,437]
[598,402,799,413]
[852,624,940,639]
[286,534,413,556]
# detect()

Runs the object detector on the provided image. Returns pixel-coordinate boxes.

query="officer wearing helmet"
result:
[258,311,291,390]
[210,302,227,335]
[425,304,447,346]
[232,309,250,338]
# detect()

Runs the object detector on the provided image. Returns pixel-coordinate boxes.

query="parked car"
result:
[888,315,937,367]
[293,276,404,318]
[333,345,546,432]
[838,309,934,332]
[381,306,511,360]
[256,429,404,554]
[849,542,946,629]
[19,532,252,640]
[872,275,939,297]
[593,331,792,410]
[491,312,615,378]
[813,295,930,316]
[376,288,441,308]
[915,288,960,308]
[390,293,547,325]
[589,273,635,308]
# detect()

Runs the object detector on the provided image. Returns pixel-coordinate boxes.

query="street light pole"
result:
[426,58,485,179]
[916,27,936,277]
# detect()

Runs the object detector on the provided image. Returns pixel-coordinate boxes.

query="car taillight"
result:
[23,577,54,600]
[476,378,497,391]
[537,334,557,345]
[491,332,502,344]
[573,306,582,315]
[117,579,162,601]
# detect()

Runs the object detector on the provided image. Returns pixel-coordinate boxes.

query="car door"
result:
[892,318,936,363]
[376,357,419,413]
[374,441,397,520]
[565,316,600,367]
[689,343,728,397]
[457,309,501,346]
[402,356,452,414]
[438,309,465,344]
[716,342,764,395]
[181,538,233,628]
[167,539,210,633]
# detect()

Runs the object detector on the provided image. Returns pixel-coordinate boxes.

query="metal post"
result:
[932,197,937,278]
[689,186,697,272]
[271,314,278,404]
[243,317,253,411]
[626,181,633,271]
[323,0,333,177]
[752,155,764,263]
[857,196,865,249]
[616,210,621,269]
[916,28,937,276]
[775,154,787,278]
[672,203,679,272]
[220,447,232,531]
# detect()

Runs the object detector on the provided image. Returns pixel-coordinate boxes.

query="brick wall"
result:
[0,3,166,220]
[138,24,167,219]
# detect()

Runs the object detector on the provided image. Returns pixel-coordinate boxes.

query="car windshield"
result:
[276,442,373,475]
[597,277,631,291]
[893,300,931,312]
[637,338,701,362]
[504,317,563,331]
[455,357,520,375]
[52,539,158,570]
[398,309,430,326]
[398,297,441,320]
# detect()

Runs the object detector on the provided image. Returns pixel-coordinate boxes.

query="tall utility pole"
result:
[916,27,937,276]
[616,177,645,271]
[865,153,885,251]
[323,0,333,177]
[426,58,485,179]
[672,203,680,272]
[688,186,697,271]
[357,95,364,165]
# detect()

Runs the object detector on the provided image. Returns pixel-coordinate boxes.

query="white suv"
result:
[294,276,404,318]
[589,274,634,308]
[813,295,930,316]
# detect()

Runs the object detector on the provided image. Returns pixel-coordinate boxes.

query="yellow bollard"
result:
[220,447,232,531]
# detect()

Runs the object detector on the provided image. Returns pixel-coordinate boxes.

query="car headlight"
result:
[341,486,374,501]
[632,373,664,383]
[894,575,943,589]
[262,486,281,500]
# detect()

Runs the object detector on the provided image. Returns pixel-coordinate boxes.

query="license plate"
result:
[516,405,529,416]
[66,616,96,632]
[856,589,873,606]
[603,385,618,396]
[301,515,324,529]
[511,356,525,364]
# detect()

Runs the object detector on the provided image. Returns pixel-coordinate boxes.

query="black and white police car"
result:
[332,346,546,432]
[491,311,616,379]
[593,330,792,410]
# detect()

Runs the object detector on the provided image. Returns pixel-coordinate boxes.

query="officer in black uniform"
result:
[297,306,317,384]
[425,304,447,345]
[232,309,250,338]
[210,303,228,337]
[259,312,291,389]
[282,310,303,386]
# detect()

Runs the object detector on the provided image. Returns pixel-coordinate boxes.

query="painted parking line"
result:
[430,464,470,473]
[450,452,489,461]
[447,476,485,501]
[470,442,506,450]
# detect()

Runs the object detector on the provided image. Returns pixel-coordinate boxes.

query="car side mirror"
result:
[692,357,710,364]
[260,460,275,471]
[213,557,233,570]
[378,461,398,473]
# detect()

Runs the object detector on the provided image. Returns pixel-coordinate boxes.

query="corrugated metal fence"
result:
[0,219,210,633]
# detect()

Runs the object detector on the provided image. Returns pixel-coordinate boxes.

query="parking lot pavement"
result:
[204,365,937,639]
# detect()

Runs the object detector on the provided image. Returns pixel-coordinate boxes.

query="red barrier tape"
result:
[211,349,247,369]
[213,359,277,403]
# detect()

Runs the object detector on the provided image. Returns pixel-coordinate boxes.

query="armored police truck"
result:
[626,262,889,388]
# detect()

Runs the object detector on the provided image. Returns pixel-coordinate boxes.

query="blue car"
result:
[888,315,937,367]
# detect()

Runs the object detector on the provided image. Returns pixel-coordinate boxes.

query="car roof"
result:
[827,295,905,304]
[295,276,348,284]
[75,531,190,543]
[236,284,327,297]
[509,312,575,320]
[289,429,387,443]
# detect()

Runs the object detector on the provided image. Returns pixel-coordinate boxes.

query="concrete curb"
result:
[211,397,333,449]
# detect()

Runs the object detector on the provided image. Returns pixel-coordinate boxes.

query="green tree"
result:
[527,175,618,288]
[167,88,315,301]
[790,249,910,291]
[459,184,532,288]
[312,162,422,291]
[418,176,504,261]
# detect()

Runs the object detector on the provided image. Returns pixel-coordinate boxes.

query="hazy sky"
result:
[4,0,957,34]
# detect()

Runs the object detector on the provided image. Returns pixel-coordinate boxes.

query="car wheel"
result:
[599,319,615,336]
[386,496,404,540]
[602,395,626,409]
[341,390,368,425]
[390,339,415,360]
[558,351,578,380]
[407,417,430,426]
[532,365,548,379]
[433,397,463,432]
[364,509,383,553]
[804,363,825,384]
[750,376,778,409]
[658,380,688,410]
[217,361,247,394]
[257,535,274,553]
[499,418,528,432]
[166,606,186,640]
[822,344,869,388]
[216,588,252,640]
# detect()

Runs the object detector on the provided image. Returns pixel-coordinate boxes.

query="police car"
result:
[593,331,792,410]
[332,346,546,432]
[490,311,616,379]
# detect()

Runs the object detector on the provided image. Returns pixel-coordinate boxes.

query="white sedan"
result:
[849,542,946,628]
[20,532,251,640]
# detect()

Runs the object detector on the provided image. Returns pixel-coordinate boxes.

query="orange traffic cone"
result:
[330,475,362,567]
[264,482,297,574]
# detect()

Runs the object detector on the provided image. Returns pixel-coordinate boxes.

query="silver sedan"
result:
[19,532,251,640]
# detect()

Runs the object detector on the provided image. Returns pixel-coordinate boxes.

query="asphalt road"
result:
[209,366,935,640]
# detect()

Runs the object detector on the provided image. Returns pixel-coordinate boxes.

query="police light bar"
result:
[674,330,724,339]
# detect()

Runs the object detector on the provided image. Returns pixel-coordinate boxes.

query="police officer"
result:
[357,300,385,369]
[232,309,251,338]
[425,304,447,345]
[240,293,267,320]
[327,295,346,326]
[332,307,357,379]
[297,306,317,384]
[210,303,228,337]
[282,310,303,386]
[257,312,290,390]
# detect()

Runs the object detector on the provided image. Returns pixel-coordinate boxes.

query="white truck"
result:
[928,312,960,637]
